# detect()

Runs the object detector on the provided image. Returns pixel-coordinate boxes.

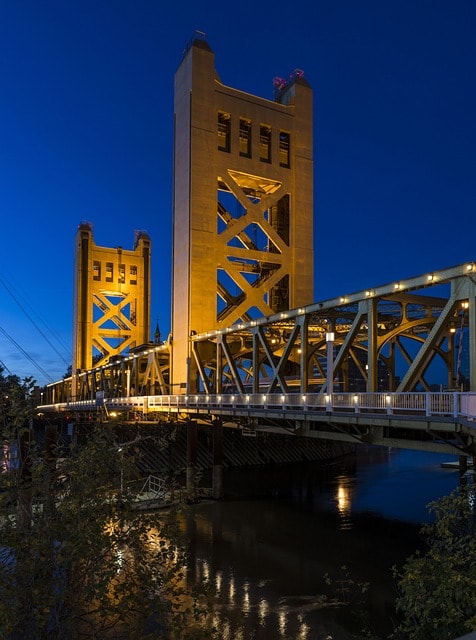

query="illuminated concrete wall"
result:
[72,222,151,395]
[172,35,314,391]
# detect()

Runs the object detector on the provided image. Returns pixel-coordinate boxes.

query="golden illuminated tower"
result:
[72,222,151,394]
[172,34,314,390]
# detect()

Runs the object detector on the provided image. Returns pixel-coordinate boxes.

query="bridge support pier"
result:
[212,418,223,500]
[186,420,198,497]
[459,455,468,473]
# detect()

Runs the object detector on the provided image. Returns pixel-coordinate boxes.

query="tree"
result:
[0,367,35,437]
[393,483,476,640]
[0,368,215,639]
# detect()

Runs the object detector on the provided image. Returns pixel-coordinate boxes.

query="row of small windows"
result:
[218,112,290,168]
[93,261,138,285]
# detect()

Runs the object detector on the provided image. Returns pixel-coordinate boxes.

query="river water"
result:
[181,446,471,640]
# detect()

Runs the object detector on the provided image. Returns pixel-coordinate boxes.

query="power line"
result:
[0,358,13,376]
[0,273,71,366]
[0,324,54,383]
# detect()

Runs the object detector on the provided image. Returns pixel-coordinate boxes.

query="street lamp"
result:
[326,332,335,394]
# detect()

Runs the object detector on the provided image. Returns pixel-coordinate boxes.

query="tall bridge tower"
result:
[72,222,151,395]
[172,34,314,391]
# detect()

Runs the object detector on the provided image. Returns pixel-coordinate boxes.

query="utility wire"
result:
[0,358,13,376]
[0,324,54,383]
[0,273,71,366]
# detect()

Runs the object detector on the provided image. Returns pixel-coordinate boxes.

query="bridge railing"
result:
[140,392,476,419]
[43,392,476,422]
[457,393,476,419]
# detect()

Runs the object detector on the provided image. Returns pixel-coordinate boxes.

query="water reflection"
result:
[228,573,235,602]
[277,607,287,636]
[334,475,355,530]
[258,597,269,625]
[215,569,222,592]
[183,448,465,639]
[297,616,311,639]
[242,580,250,613]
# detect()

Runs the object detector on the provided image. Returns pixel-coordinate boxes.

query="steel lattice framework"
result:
[190,262,476,396]
[71,222,151,397]
[46,262,476,405]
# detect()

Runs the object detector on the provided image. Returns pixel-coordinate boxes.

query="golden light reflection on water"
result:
[105,509,346,640]
[200,558,210,581]
[215,569,222,592]
[335,476,355,529]
[278,607,287,635]
[258,597,269,624]
[337,484,350,514]
[297,613,310,639]
[228,574,235,602]
[188,556,321,638]
[212,613,231,640]
[298,622,310,639]
[161,503,371,638]
[242,580,250,613]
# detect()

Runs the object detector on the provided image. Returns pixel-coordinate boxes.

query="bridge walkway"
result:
[39,391,476,458]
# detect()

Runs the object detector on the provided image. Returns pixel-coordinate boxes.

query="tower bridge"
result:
[39,33,476,472]
[41,259,476,461]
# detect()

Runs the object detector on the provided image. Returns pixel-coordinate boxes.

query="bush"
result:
[0,414,214,638]
[393,484,476,640]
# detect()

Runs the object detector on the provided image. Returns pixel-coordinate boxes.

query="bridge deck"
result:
[38,391,476,457]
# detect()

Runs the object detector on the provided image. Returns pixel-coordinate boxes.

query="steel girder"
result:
[191,263,476,395]
[44,342,171,404]
[44,263,476,403]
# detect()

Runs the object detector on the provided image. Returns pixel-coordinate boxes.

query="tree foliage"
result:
[0,368,215,639]
[393,483,476,640]
[0,367,35,437]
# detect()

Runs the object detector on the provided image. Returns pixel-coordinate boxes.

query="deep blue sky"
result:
[1,0,475,385]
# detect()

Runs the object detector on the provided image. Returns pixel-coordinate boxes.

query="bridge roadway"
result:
[39,391,476,458]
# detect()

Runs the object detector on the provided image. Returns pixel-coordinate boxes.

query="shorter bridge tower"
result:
[72,222,151,396]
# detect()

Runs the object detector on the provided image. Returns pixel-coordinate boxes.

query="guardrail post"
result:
[325,394,332,412]
[425,393,430,417]
[453,392,458,418]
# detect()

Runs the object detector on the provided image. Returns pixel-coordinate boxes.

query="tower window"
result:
[279,131,290,168]
[93,260,101,281]
[118,264,126,284]
[218,112,231,152]
[105,262,113,283]
[239,118,252,157]
[130,265,137,285]
[260,125,271,163]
